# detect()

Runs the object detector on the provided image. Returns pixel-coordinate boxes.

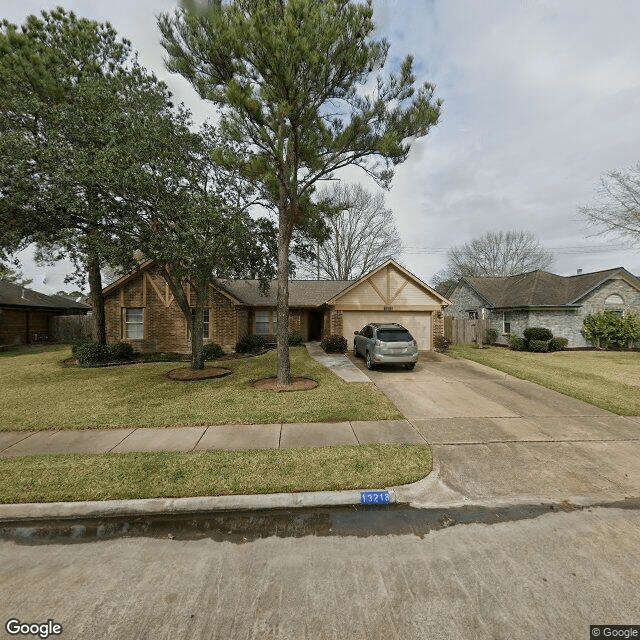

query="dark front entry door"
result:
[308,310,323,341]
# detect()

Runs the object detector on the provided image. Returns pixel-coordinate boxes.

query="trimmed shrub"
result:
[484,328,499,345]
[71,335,93,356]
[583,310,640,348]
[508,335,526,351]
[288,333,304,346]
[528,339,549,353]
[433,335,451,352]
[523,327,553,343]
[202,342,224,360]
[107,342,134,361]
[75,341,109,365]
[548,337,568,352]
[320,334,348,353]
[235,333,267,354]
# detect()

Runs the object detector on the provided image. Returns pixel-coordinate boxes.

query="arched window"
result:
[604,294,624,315]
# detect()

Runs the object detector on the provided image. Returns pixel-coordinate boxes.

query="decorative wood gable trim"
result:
[328,259,451,306]
[145,273,174,308]
[367,276,389,305]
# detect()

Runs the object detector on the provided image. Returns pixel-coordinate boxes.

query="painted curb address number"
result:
[360,490,391,505]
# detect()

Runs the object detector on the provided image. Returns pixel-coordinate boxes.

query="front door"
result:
[308,310,323,341]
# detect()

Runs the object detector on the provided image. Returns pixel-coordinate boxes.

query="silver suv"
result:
[353,323,418,370]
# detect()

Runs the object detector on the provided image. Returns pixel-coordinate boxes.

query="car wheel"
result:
[405,363,415,370]
[366,351,374,370]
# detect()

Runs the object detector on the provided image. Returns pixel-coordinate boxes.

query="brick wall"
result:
[104,269,325,353]
[432,310,444,338]
[104,269,243,353]
[329,309,343,336]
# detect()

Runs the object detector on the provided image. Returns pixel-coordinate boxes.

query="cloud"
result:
[4,0,640,289]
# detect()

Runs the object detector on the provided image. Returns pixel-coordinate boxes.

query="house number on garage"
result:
[361,491,391,504]
[384,306,393,311]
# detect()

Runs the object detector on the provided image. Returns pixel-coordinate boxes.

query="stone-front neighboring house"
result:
[446,267,640,347]
[102,259,450,353]
[0,281,91,346]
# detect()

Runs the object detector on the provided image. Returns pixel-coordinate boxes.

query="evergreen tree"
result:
[159,0,441,384]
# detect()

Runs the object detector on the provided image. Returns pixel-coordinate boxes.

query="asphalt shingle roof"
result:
[463,268,634,308]
[215,279,354,307]
[0,281,91,310]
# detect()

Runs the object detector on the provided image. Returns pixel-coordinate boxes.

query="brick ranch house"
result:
[446,267,640,347]
[102,259,450,353]
[0,281,90,347]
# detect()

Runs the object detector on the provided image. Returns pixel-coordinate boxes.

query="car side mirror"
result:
[354,331,359,335]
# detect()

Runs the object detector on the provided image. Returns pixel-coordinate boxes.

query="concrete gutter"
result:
[0,488,399,523]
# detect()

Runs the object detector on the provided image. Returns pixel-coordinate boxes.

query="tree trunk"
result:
[190,283,207,371]
[158,265,204,370]
[276,215,292,385]
[87,252,106,345]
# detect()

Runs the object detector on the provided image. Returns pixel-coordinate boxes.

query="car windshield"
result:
[377,329,413,342]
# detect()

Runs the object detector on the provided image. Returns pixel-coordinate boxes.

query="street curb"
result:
[0,488,398,523]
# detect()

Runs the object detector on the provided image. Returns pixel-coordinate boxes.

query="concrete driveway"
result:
[349,351,640,506]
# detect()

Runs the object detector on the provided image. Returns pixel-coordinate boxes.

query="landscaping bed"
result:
[0,444,431,503]
[451,344,640,415]
[61,347,273,367]
[0,346,402,430]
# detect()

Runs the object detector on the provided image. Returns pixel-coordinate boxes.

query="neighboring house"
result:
[0,281,91,346]
[446,267,640,347]
[101,259,450,353]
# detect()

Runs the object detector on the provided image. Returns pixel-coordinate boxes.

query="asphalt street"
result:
[1,506,639,640]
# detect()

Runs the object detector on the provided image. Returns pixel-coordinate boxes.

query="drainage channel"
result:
[2,498,639,545]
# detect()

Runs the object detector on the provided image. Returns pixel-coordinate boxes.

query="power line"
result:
[403,244,637,255]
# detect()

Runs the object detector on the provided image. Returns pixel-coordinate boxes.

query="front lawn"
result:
[451,344,640,415]
[0,346,401,431]
[0,444,431,503]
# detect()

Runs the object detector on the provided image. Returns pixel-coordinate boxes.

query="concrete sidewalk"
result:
[305,341,371,382]
[0,419,427,457]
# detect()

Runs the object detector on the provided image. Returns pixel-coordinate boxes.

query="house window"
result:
[125,308,144,339]
[503,312,511,334]
[191,308,210,338]
[468,311,479,320]
[255,309,277,335]
[604,294,624,315]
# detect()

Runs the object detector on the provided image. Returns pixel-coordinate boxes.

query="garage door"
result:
[342,311,432,350]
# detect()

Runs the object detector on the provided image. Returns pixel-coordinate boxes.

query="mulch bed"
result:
[60,348,275,368]
[250,377,318,392]
[163,366,232,382]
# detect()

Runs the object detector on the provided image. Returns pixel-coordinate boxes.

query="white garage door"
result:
[342,311,432,350]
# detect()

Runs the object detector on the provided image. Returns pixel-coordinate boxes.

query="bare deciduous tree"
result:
[299,183,403,280]
[579,163,640,244]
[433,230,554,293]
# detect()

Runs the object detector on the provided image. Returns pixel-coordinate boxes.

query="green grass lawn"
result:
[0,444,431,503]
[0,345,402,431]
[451,344,640,415]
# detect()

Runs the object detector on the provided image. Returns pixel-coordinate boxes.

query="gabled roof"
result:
[327,259,451,305]
[100,258,445,308]
[0,281,91,311]
[459,267,639,309]
[216,279,353,307]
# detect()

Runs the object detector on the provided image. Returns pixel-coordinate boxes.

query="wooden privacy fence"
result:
[50,314,97,343]
[444,317,490,345]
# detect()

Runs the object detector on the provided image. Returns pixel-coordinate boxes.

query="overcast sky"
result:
[4,0,640,293]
